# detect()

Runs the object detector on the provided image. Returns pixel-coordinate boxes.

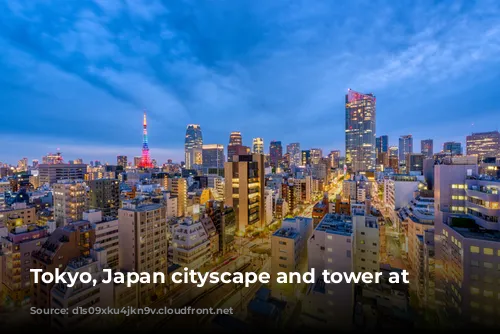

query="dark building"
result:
[406,153,425,174]
[376,135,389,154]
[421,139,434,159]
[269,141,283,168]
[117,155,128,168]
[227,145,250,162]
[443,141,462,155]
[88,179,120,218]
[399,135,413,164]
[205,200,236,255]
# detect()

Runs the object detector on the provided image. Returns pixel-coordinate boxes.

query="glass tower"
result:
[185,124,203,169]
[345,89,376,172]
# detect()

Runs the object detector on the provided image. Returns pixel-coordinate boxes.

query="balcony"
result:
[465,188,499,202]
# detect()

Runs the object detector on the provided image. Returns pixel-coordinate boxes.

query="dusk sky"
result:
[1,0,500,164]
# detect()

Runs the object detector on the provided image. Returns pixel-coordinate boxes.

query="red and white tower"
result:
[139,111,153,168]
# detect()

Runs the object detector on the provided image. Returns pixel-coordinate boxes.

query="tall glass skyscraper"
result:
[252,137,264,154]
[185,124,203,169]
[376,135,388,153]
[286,142,301,165]
[269,141,283,168]
[399,135,413,163]
[345,89,376,172]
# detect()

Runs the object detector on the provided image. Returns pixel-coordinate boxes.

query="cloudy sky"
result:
[1,0,500,164]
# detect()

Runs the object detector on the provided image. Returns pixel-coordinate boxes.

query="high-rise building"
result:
[466,131,500,160]
[205,200,236,255]
[202,144,225,170]
[53,179,87,227]
[224,154,265,232]
[133,156,141,167]
[421,139,434,159]
[170,177,187,217]
[38,163,86,186]
[229,131,242,146]
[184,124,203,169]
[328,150,341,169]
[345,89,376,173]
[118,201,167,306]
[252,138,264,154]
[227,145,250,162]
[301,150,311,166]
[310,148,323,165]
[286,143,301,166]
[269,141,283,168]
[399,135,413,164]
[443,141,462,155]
[139,111,153,168]
[376,135,389,154]
[88,179,120,218]
[117,155,128,168]
[84,210,120,270]
[406,153,425,174]
[171,217,212,269]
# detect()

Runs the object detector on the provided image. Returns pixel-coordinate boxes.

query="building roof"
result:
[315,213,352,236]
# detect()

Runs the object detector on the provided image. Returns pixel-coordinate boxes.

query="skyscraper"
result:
[421,139,434,158]
[117,155,128,168]
[53,179,87,227]
[269,141,283,168]
[202,144,225,170]
[466,131,500,160]
[442,141,462,155]
[229,131,242,145]
[286,142,301,165]
[345,89,376,172]
[139,111,153,169]
[301,150,311,166]
[399,135,413,163]
[252,137,264,154]
[88,179,120,218]
[376,135,389,154]
[224,154,265,232]
[328,150,341,168]
[184,124,203,169]
[310,148,323,165]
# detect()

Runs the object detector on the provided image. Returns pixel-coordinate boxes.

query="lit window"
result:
[470,246,480,253]
[470,287,480,295]
[327,248,332,252]
[328,258,333,263]
[484,248,494,255]
[327,235,332,240]
[484,262,493,269]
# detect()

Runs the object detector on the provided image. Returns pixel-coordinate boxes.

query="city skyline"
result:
[1,1,500,163]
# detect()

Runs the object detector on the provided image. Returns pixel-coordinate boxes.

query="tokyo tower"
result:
[139,111,153,168]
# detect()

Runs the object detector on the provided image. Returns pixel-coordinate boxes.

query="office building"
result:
[443,141,462,156]
[287,143,301,166]
[301,150,311,166]
[466,131,500,161]
[376,135,389,154]
[269,141,283,168]
[202,144,225,171]
[421,139,434,159]
[229,131,242,146]
[0,202,37,231]
[383,175,421,231]
[345,89,376,173]
[406,153,425,175]
[169,177,187,217]
[88,179,120,218]
[117,155,127,168]
[224,154,265,233]
[118,202,167,306]
[205,200,236,255]
[310,148,323,165]
[38,163,86,186]
[185,124,203,169]
[53,179,87,227]
[328,150,341,169]
[227,144,250,162]
[252,138,264,154]
[399,135,413,164]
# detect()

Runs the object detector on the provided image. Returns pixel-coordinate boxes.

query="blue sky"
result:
[1,0,500,164]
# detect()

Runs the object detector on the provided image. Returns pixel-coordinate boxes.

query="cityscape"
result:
[0,91,499,330]
[1,0,500,332]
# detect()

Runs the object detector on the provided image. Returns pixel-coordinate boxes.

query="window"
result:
[484,276,493,283]
[484,262,493,269]
[470,246,480,253]
[279,264,287,268]
[484,248,494,255]
[471,260,479,267]
[484,290,493,297]
[327,235,332,240]
[346,238,351,243]
[498,250,500,256]
[279,241,287,245]
[346,250,351,258]
[470,301,479,308]
[470,287,480,295]
[360,240,365,244]
[361,232,365,235]
[327,248,332,252]
[328,258,333,263]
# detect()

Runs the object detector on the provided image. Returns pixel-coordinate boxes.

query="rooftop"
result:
[448,215,500,241]
[315,213,352,236]
[273,227,298,239]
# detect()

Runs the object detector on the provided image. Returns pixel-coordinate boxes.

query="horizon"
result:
[1,0,500,164]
